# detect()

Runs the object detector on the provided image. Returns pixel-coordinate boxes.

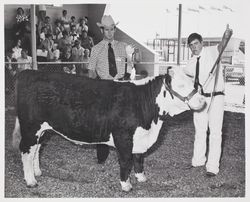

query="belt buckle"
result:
[210,92,213,97]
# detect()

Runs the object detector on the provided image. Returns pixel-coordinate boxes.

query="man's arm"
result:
[125,44,135,74]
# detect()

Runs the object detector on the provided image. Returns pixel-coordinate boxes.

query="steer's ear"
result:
[165,66,172,86]
[165,73,172,86]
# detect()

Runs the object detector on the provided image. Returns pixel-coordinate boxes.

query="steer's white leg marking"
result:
[12,117,21,149]
[132,120,163,154]
[36,122,53,137]
[33,123,52,177]
[22,145,38,187]
[33,144,42,176]
[22,122,52,186]
[135,172,147,182]
[120,178,132,192]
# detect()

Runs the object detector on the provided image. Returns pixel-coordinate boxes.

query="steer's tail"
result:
[12,117,21,151]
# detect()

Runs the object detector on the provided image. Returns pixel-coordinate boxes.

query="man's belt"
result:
[201,91,224,97]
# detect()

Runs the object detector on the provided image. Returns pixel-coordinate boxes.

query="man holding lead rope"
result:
[183,25,233,177]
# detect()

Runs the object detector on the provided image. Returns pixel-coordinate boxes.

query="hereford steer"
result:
[12,68,205,192]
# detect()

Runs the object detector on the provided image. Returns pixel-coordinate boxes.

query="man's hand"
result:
[218,24,233,53]
[224,24,233,39]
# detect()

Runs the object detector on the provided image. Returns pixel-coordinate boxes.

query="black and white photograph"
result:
[1,0,249,199]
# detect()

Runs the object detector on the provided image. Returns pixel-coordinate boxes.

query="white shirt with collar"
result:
[183,45,224,93]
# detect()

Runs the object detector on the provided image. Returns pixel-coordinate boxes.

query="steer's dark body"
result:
[16,70,167,189]
[17,70,162,145]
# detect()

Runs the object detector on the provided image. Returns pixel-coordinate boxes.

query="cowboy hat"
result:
[96,15,119,28]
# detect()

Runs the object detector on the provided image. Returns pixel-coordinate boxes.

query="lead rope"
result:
[202,25,233,91]
[205,25,233,112]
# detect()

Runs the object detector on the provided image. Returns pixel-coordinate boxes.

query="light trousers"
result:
[192,95,224,174]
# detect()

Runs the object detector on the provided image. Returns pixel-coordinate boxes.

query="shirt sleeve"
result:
[124,42,134,74]
[87,46,98,78]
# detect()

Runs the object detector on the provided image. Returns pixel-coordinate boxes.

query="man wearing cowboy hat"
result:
[88,15,133,80]
[88,15,134,163]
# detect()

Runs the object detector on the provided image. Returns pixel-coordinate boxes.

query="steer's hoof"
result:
[34,169,42,177]
[135,172,147,182]
[25,178,38,188]
[26,182,38,188]
[120,179,132,192]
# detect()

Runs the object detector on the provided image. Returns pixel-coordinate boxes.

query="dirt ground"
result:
[4,108,245,198]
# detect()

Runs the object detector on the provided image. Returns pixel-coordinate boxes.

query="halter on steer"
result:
[162,78,198,106]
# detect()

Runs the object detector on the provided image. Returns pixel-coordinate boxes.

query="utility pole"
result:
[177,4,182,65]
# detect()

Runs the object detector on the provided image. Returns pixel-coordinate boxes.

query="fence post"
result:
[30,5,37,70]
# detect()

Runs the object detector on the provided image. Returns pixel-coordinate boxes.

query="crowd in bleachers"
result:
[6,7,95,90]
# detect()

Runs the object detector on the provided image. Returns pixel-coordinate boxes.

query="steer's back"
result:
[16,70,138,142]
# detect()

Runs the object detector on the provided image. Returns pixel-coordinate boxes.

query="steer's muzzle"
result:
[187,92,206,111]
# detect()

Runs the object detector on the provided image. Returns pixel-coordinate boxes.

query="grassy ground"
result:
[4,107,245,198]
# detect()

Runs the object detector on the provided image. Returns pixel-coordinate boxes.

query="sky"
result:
[106,0,249,43]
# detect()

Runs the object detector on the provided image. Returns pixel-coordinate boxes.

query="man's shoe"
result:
[206,171,216,177]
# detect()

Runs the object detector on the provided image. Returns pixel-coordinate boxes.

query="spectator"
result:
[12,38,22,60]
[39,33,54,61]
[72,39,85,75]
[60,45,75,74]
[37,44,48,70]
[46,43,61,72]
[44,16,53,34]
[60,9,71,32]
[38,5,46,23]
[15,7,29,24]
[84,16,88,25]
[78,48,90,76]
[76,17,88,37]
[17,49,33,72]
[51,44,60,62]
[19,21,32,55]
[54,19,64,42]
[80,30,94,51]
[38,16,53,34]
[70,24,79,44]
[39,26,47,43]
[14,7,29,44]
[70,16,77,28]
[58,30,72,52]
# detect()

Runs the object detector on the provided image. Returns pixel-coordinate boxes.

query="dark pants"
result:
[96,144,110,164]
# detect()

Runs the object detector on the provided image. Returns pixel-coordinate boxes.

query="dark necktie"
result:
[108,43,117,77]
[194,56,201,90]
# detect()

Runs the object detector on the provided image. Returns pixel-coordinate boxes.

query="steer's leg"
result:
[133,153,147,182]
[20,122,50,187]
[96,144,110,164]
[113,132,133,192]
[33,144,42,177]
[20,139,39,188]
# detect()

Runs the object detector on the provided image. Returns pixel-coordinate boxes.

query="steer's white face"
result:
[157,67,206,117]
